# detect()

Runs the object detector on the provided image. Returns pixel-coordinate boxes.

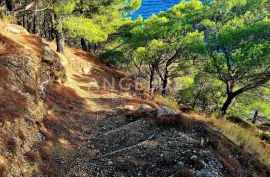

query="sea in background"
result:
[130,0,181,19]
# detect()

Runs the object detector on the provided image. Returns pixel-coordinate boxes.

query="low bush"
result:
[260,132,270,144]
[200,115,270,167]
[154,95,179,112]
[226,115,251,128]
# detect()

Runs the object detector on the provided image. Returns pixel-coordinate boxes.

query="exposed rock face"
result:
[4,25,29,34]
[0,41,65,176]
[157,106,177,117]
[42,46,66,83]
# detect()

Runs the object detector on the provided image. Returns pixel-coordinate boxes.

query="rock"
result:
[5,25,22,34]
[138,104,153,111]
[157,106,177,117]
[41,38,49,46]
[190,155,198,160]
[41,46,66,83]
[82,67,90,74]
[125,105,135,110]
[108,161,113,165]
[4,25,29,35]
[42,46,57,63]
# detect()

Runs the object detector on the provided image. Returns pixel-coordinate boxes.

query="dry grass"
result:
[198,115,270,167]
[154,95,179,112]
[0,41,6,51]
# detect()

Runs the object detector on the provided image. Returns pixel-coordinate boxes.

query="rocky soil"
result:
[0,22,270,177]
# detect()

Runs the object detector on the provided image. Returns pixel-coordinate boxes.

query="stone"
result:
[41,38,49,46]
[138,104,153,111]
[125,105,135,110]
[82,67,90,74]
[42,46,56,63]
[5,25,22,34]
[157,106,177,117]
[108,161,113,165]
[190,155,198,160]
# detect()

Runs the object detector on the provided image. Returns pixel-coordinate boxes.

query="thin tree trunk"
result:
[252,110,259,124]
[33,0,38,34]
[192,89,202,109]
[22,13,25,27]
[161,69,169,96]
[221,93,235,116]
[54,14,64,53]
[81,38,87,51]
[5,0,14,11]
[149,67,155,94]
[93,44,97,53]
[161,78,168,96]
[27,14,31,31]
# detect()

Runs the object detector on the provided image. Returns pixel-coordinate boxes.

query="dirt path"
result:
[38,49,269,177]
[1,22,269,177]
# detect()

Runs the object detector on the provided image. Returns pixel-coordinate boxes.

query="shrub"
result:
[1,13,16,24]
[154,95,179,112]
[226,115,251,128]
[200,115,270,167]
[260,132,270,144]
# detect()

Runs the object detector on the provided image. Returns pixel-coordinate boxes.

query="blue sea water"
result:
[130,0,181,19]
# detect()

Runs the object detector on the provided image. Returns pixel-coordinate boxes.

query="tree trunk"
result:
[149,68,155,94]
[192,89,202,109]
[221,93,235,116]
[5,0,14,11]
[81,38,87,51]
[33,0,38,34]
[161,70,169,96]
[22,14,25,27]
[93,44,97,53]
[54,14,64,53]
[252,110,259,124]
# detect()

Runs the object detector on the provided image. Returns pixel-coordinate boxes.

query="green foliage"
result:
[177,73,224,112]
[229,89,270,120]
[260,132,270,144]
[45,0,142,44]
[63,16,107,43]
[54,0,79,15]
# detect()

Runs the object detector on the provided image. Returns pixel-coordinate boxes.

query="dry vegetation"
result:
[151,97,270,169]
[194,115,270,168]
[154,95,180,112]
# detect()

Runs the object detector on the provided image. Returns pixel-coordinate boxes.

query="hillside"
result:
[0,22,270,177]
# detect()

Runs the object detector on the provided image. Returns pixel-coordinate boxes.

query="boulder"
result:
[41,38,49,46]
[157,106,177,117]
[124,105,135,110]
[138,104,153,111]
[4,25,29,34]
[41,46,66,83]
